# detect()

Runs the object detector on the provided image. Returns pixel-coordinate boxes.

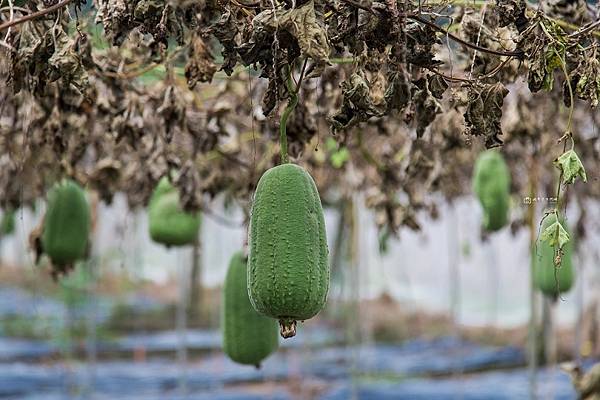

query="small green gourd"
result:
[0,209,16,236]
[533,212,575,299]
[473,150,511,231]
[42,179,90,267]
[222,251,278,368]
[248,164,329,338]
[148,177,200,247]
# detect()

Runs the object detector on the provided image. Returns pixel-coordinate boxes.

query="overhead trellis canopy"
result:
[0,0,598,237]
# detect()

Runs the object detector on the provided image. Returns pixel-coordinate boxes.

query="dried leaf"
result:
[412,77,442,137]
[253,1,330,63]
[185,33,217,88]
[330,72,383,131]
[464,82,509,148]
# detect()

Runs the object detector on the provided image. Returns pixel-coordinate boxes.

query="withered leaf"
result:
[569,55,600,108]
[211,11,239,75]
[247,0,330,64]
[405,22,442,68]
[157,85,186,143]
[174,160,202,212]
[463,82,509,148]
[427,74,449,100]
[330,72,383,131]
[384,69,412,112]
[412,77,442,137]
[95,0,132,46]
[185,33,218,88]
[495,0,528,30]
[48,31,90,94]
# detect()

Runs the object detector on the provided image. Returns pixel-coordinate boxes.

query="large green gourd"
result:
[148,177,200,247]
[248,164,329,338]
[473,150,511,231]
[533,213,575,299]
[42,180,90,266]
[222,251,278,367]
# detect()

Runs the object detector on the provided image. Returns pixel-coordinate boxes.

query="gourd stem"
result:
[279,318,297,338]
[279,64,298,164]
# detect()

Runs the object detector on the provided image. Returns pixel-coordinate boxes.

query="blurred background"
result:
[0,195,598,400]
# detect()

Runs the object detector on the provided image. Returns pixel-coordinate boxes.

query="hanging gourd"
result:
[0,208,16,236]
[222,251,278,368]
[247,65,330,338]
[42,179,91,272]
[473,149,511,231]
[148,177,200,247]
[533,212,575,299]
[248,163,330,338]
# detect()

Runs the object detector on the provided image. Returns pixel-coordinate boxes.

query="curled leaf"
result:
[540,216,570,250]
[554,149,587,184]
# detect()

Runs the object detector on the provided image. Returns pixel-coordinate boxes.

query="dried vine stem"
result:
[409,15,523,58]
[0,0,73,31]
[337,0,523,58]
[568,18,600,39]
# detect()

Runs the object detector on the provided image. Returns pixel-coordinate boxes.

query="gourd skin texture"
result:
[473,150,511,231]
[148,177,200,247]
[222,251,278,367]
[42,180,90,266]
[533,213,574,298]
[248,164,329,325]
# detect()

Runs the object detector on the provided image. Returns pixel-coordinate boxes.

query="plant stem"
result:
[0,0,73,31]
[538,22,576,262]
[555,49,574,134]
[568,18,600,39]
[329,57,356,64]
[279,64,299,164]
[526,146,539,399]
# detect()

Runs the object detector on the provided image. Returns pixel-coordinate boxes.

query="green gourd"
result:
[222,251,278,367]
[248,164,329,338]
[473,150,511,231]
[0,209,16,236]
[148,177,200,247]
[42,180,90,266]
[533,212,575,299]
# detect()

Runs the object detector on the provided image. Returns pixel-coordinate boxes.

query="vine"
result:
[537,18,587,284]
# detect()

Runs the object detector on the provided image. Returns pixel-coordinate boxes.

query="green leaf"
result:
[325,137,338,152]
[553,149,587,185]
[542,46,560,91]
[540,219,570,250]
[330,147,350,169]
